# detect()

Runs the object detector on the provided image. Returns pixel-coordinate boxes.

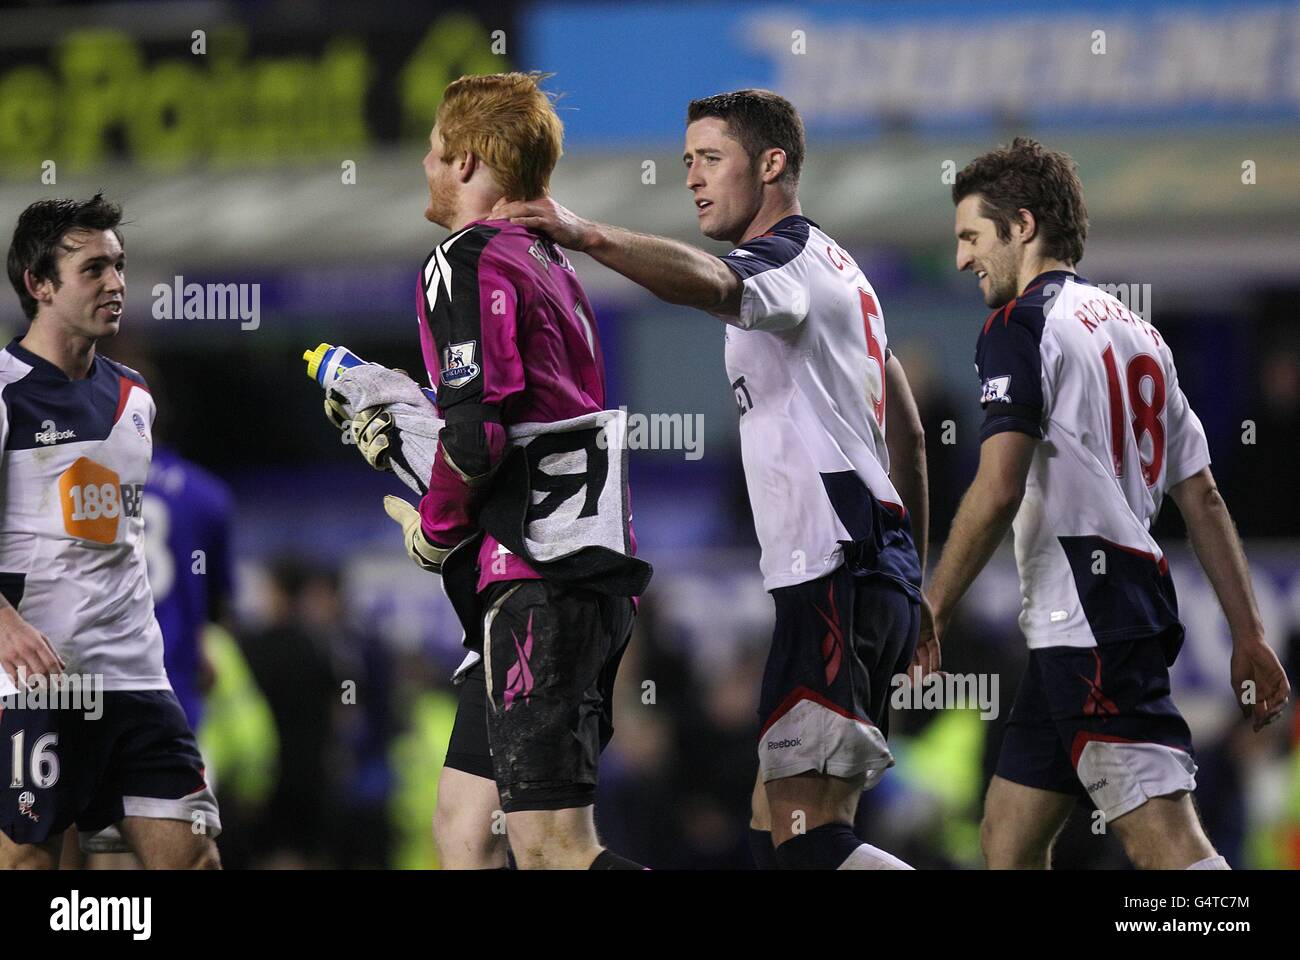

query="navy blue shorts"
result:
[0,689,220,846]
[995,633,1197,820]
[758,566,919,786]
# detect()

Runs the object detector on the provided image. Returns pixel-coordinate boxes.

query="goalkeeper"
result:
[326,72,647,871]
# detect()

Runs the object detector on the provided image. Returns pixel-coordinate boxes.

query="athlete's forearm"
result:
[885,357,928,573]
[891,440,928,574]
[583,223,739,313]
[418,420,508,547]
[1172,468,1265,645]
[928,475,1021,624]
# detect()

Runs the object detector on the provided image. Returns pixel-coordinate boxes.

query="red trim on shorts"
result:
[1069,731,1138,768]
[759,684,871,740]
[1069,730,1191,769]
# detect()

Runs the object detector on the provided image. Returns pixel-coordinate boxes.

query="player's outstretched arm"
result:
[493,196,741,316]
[1169,466,1291,730]
[885,354,928,573]
[0,597,65,685]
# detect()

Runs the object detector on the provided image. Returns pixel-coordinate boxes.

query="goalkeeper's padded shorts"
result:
[445,578,634,812]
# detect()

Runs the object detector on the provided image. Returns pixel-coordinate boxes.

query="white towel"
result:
[326,364,443,497]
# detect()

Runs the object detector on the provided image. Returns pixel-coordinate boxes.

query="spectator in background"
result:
[306,571,395,869]
[673,648,765,869]
[594,599,692,868]
[1232,334,1300,537]
[241,559,342,868]
[145,446,236,731]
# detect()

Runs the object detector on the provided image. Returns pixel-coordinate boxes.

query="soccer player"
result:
[0,194,221,869]
[921,137,1290,869]
[69,436,237,869]
[344,73,644,869]
[496,89,930,870]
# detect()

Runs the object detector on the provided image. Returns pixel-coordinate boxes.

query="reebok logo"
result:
[813,582,843,686]
[503,612,535,711]
[766,737,802,750]
[35,419,76,444]
[1079,650,1119,717]
[1085,778,1109,793]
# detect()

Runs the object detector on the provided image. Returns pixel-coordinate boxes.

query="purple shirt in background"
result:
[146,445,235,729]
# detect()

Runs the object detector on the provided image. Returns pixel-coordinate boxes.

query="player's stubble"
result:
[977,239,1021,309]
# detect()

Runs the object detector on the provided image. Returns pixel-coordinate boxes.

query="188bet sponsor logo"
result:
[58,457,144,543]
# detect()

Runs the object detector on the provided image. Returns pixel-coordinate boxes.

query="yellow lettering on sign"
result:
[0,15,507,175]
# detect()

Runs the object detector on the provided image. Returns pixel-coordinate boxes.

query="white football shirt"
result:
[0,341,169,690]
[974,271,1211,649]
[715,215,921,594]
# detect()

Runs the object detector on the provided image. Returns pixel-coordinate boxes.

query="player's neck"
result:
[449,188,505,232]
[1017,256,1074,295]
[19,323,96,380]
[738,196,802,245]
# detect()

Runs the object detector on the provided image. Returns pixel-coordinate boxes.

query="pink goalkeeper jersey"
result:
[414,218,633,591]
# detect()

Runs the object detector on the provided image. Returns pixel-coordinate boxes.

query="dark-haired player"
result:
[0,194,220,869]
[497,89,930,870]
[921,137,1290,869]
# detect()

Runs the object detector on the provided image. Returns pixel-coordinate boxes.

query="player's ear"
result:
[1013,208,1038,246]
[458,150,478,184]
[761,147,787,185]
[23,268,53,305]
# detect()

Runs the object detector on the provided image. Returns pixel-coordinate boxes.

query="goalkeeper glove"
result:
[383,495,454,573]
[324,389,396,473]
[323,386,350,431]
[352,406,396,471]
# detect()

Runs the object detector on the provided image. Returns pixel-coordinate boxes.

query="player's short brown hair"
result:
[436,72,563,201]
[7,192,123,321]
[952,137,1088,265]
[687,89,805,188]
